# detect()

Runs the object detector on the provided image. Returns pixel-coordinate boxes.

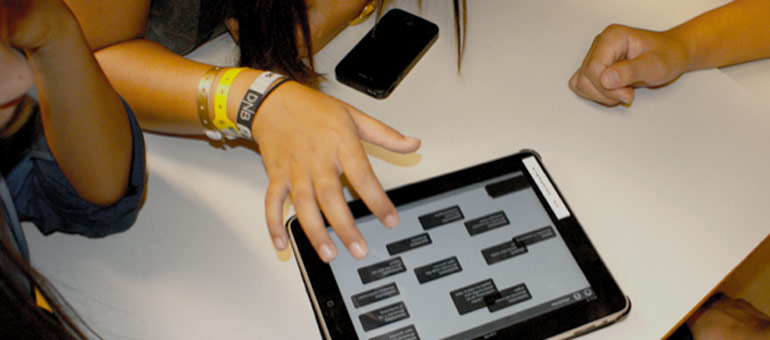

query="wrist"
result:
[213,67,247,140]
[235,73,288,141]
[199,68,289,142]
[249,79,296,144]
[661,28,695,74]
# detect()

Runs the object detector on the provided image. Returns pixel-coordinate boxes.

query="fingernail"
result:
[320,244,336,262]
[383,213,399,228]
[619,97,630,105]
[404,136,421,147]
[273,237,287,250]
[349,241,368,259]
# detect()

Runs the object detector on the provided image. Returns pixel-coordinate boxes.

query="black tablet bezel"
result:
[289,150,629,339]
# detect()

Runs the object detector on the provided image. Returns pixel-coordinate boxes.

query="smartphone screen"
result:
[335,9,439,99]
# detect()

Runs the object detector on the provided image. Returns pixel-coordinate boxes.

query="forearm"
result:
[94,39,273,136]
[94,39,213,135]
[668,0,770,72]
[27,17,132,206]
[79,0,365,135]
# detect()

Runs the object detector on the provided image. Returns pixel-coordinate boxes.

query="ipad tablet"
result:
[288,150,630,340]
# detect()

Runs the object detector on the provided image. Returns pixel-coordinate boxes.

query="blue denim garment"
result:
[1,98,146,265]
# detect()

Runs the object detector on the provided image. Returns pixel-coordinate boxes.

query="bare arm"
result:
[60,0,207,134]
[94,39,222,134]
[68,0,374,134]
[64,0,420,262]
[569,0,770,106]
[2,0,133,206]
[672,0,770,72]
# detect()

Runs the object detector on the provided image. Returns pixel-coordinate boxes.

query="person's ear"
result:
[225,18,240,45]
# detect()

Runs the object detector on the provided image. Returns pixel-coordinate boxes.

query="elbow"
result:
[78,167,132,207]
[65,141,136,207]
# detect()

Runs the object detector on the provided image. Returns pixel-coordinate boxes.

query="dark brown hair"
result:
[452,0,467,72]
[0,215,98,339]
[226,0,317,85]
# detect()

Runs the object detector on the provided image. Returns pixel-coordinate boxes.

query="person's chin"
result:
[0,96,34,138]
[0,105,16,135]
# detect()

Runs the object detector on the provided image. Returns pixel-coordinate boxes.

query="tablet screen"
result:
[325,163,594,339]
[290,153,628,340]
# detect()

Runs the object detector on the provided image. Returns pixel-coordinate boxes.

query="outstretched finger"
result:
[312,163,368,259]
[291,173,338,263]
[338,140,399,229]
[347,107,420,154]
[265,179,290,250]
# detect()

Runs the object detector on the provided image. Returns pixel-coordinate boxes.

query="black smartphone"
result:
[335,9,439,99]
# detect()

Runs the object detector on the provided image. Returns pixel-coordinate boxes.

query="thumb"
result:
[601,53,671,90]
[348,109,421,154]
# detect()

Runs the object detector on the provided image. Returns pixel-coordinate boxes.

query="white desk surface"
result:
[26,1,770,339]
